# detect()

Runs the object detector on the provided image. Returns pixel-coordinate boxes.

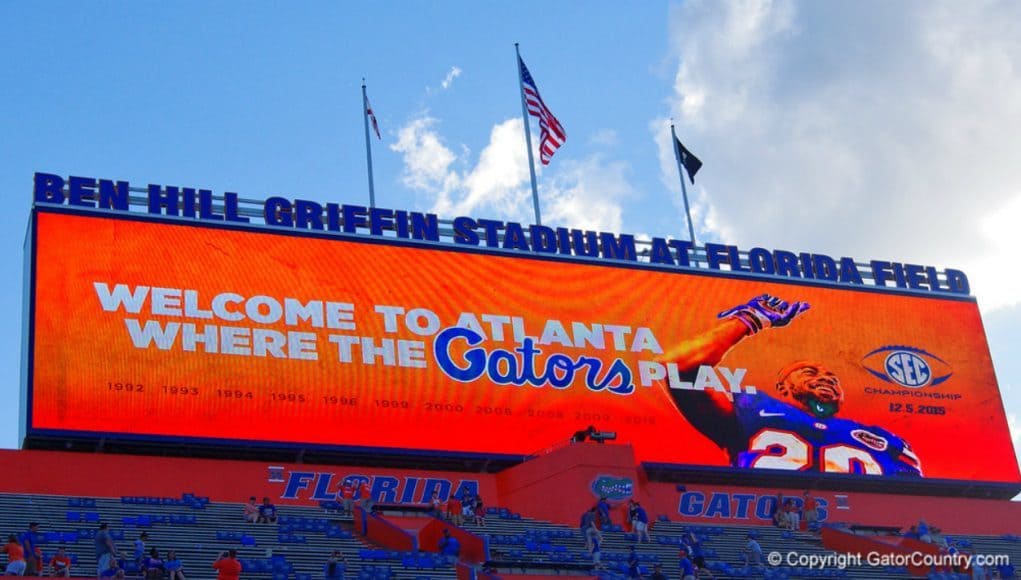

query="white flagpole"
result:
[515,43,542,226]
[362,79,376,209]
[671,123,696,244]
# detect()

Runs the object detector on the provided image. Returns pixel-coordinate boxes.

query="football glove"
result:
[718,294,810,334]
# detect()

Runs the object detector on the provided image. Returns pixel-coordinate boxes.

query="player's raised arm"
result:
[661,294,811,378]
[660,295,810,445]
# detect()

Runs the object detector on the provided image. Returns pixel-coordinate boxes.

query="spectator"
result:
[695,561,716,579]
[473,495,485,526]
[50,547,72,578]
[141,548,164,580]
[429,492,442,518]
[446,494,463,526]
[580,508,595,548]
[596,496,611,528]
[20,523,41,577]
[243,497,259,523]
[165,550,186,580]
[686,535,714,579]
[770,493,784,527]
[802,491,818,526]
[438,529,451,552]
[258,497,278,524]
[3,534,26,576]
[903,525,919,539]
[786,498,800,531]
[438,529,460,563]
[358,480,373,512]
[945,542,963,574]
[589,531,604,571]
[682,530,703,556]
[461,493,475,521]
[650,563,667,580]
[98,556,124,580]
[212,550,242,580]
[918,520,932,543]
[633,502,650,543]
[133,532,148,567]
[584,508,603,551]
[742,533,762,567]
[970,555,987,580]
[627,546,641,579]
[94,523,120,579]
[775,501,790,529]
[971,555,988,580]
[323,550,345,580]
[678,548,696,580]
[339,481,355,515]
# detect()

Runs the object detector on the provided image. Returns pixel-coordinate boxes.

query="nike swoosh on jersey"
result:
[758,410,786,417]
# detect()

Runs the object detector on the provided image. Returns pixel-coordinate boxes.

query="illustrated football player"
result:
[662,294,921,476]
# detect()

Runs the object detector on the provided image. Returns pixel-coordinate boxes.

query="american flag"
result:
[518,56,566,165]
[365,96,381,140]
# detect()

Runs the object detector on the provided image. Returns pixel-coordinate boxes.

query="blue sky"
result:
[2,1,1020,480]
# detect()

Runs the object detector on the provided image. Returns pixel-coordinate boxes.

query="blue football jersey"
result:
[730,393,922,476]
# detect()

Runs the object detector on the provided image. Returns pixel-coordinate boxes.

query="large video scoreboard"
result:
[24,204,1020,487]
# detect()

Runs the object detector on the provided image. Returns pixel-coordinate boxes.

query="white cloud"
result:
[544,157,631,232]
[390,117,458,193]
[969,195,1021,311]
[662,0,1021,313]
[457,119,532,218]
[391,115,631,232]
[441,67,462,90]
[589,129,619,148]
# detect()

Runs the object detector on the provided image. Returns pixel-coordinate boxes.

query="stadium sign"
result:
[273,468,480,503]
[32,172,970,295]
[24,206,1019,486]
[677,491,829,523]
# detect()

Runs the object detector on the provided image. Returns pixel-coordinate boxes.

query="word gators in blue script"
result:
[33,172,969,295]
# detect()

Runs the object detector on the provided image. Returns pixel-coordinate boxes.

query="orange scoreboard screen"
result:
[27,209,1021,484]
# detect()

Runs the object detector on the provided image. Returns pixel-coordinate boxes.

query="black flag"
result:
[673,136,702,184]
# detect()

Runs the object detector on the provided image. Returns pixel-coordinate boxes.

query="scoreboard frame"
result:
[21,204,1021,497]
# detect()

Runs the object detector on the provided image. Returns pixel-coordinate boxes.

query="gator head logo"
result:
[591,475,633,500]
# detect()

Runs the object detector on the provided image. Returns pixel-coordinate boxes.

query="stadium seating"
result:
[2,492,1020,579]
[0,493,452,580]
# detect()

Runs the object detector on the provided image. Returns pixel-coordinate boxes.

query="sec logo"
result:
[861,345,952,389]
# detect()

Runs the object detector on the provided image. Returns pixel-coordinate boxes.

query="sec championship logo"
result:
[860,345,953,388]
